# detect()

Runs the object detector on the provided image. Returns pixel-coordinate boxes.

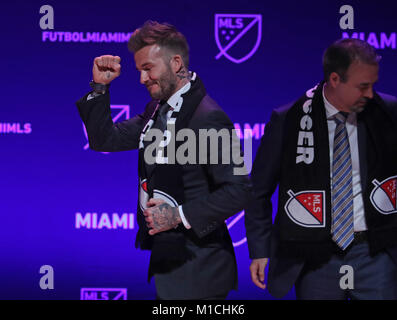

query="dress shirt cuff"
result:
[87,91,104,101]
[178,205,191,229]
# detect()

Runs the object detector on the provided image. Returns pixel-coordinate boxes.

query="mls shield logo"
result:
[139,181,179,211]
[284,190,326,228]
[153,189,179,207]
[370,176,397,215]
[80,288,127,300]
[215,14,262,64]
[82,104,130,154]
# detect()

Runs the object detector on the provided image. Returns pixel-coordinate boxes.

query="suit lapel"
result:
[357,115,367,193]
[141,101,160,187]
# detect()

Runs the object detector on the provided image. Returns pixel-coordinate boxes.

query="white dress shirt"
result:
[322,86,367,232]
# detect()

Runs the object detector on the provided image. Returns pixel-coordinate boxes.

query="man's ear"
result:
[170,54,183,73]
[329,72,341,89]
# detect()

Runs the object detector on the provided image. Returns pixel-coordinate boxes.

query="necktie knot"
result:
[153,102,171,132]
[334,112,348,124]
[159,102,170,116]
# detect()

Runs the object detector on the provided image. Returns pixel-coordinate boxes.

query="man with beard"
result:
[76,21,251,300]
[246,38,397,299]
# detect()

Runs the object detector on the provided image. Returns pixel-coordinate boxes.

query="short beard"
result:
[350,105,365,113]
[149,66,177,101]
[349,98,369,113]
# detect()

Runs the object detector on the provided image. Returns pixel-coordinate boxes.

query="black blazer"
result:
[245,92,397,298]
[76,91,251,299]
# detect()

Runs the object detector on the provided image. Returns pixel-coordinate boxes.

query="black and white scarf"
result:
[277,82,397,259]
[134,72,207,272]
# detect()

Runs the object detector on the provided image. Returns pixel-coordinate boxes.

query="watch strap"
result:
[89,80,110,94]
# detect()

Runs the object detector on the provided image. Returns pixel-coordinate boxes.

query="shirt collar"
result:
[166,81,191,110]
[322,84,356,123]
[322,83,340,120]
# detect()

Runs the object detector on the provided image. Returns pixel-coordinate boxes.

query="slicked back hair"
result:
[323,38,380,82]
[128,20,189,68]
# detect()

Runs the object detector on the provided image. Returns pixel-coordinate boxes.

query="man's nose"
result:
[364,87,374,99]
[140,71,148,84]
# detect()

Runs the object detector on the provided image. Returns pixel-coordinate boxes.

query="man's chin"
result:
[350,104,366,113]
[149,90,162,100]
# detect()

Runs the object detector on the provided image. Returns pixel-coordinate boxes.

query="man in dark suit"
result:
[245,38,397,299]
[76,21,250,300]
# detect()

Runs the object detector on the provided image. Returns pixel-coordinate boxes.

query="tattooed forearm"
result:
[151,203,181,230]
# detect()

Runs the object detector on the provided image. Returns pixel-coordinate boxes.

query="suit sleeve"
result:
[244,110,284,259]
[383,94,397,122]
[75,91,146,152]
[181,110,252,238]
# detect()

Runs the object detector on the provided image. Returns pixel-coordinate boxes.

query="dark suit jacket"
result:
[76,90,251,299]
[245,92,397,298]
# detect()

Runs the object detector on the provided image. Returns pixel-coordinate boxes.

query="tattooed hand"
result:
[143,198,182,235]
[92,55,121,85]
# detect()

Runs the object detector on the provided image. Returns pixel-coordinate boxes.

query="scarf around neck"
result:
[134,72,207,275]
[277,82,397,259]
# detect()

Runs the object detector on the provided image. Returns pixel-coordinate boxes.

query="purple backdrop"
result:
[2,0,396,299]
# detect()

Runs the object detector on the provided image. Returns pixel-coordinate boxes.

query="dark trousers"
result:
[295,241,397,300]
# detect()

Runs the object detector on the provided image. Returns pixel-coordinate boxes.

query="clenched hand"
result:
[92,55,121,84]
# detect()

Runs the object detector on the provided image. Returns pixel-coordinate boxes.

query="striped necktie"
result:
[331,112,354,250]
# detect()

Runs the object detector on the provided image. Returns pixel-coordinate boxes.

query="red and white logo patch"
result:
[139,180,179,212]
[153,189,179,208]
[284,189,326,228]
[370,176,397,215]
[139,179,149,211]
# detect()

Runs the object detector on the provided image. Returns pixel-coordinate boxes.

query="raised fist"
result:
[92,55,121,84]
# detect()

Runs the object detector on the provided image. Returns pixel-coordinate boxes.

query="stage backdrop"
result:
[1,0,396,299]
